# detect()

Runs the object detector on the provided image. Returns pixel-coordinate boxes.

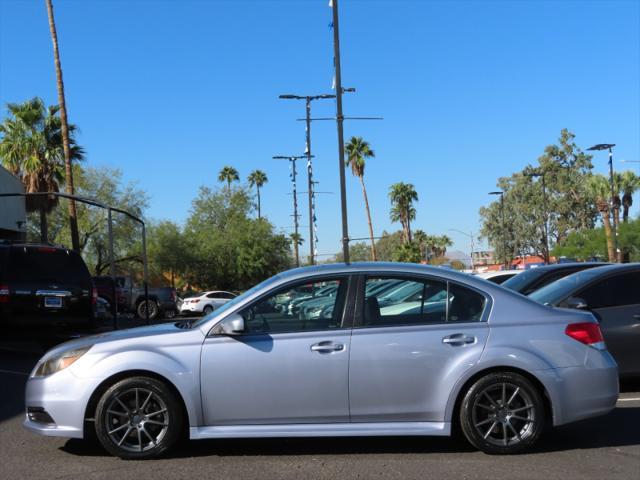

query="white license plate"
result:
[44,297,63,308]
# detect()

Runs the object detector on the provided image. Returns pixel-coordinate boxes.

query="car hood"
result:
[41,322,184,359]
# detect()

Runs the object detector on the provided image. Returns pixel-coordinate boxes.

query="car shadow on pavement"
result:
[61,407,640,458]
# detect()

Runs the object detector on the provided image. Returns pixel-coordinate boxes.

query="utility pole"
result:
[489,191,508,269]
[331,0,350,263]
[274,155,306,267]
[279,95,334,265]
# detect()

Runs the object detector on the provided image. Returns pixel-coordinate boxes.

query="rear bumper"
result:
[541,349,619,426]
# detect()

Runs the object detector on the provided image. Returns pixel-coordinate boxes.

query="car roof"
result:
[276,262,493,289]
[521,262,609,273]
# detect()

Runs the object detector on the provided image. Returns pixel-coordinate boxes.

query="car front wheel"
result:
[459,371,545,454]
[94,376,184,459]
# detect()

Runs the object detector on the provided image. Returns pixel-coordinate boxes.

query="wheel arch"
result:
[83,369,191,441]
[447,366,554,432]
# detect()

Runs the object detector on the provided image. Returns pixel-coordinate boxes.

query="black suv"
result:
[501,262,609,296]
[0,242,96,328]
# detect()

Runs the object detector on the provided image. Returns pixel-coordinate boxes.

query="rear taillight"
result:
[565,322,605,350]
[170,290,176,302]
[0,284,9,303]
[91,287,98,305]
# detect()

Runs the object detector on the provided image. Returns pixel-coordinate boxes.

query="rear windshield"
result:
[501,268,545,293]
[7,247,91,284]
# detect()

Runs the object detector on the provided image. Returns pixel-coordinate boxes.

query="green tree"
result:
[389,182,418,243]
[0,97,84,243]
[289,232,304,267]
[218,165,239,193]
[147,220,186,287]
[618,170,639,223]
[480,129,596,264]
[247,169,268,219]
[345,136,377,260]
[375,230,404,261]
[43,166,149,276]
[334,241,372,263]
[184,186,290,290]
[392,241,422,263]
[588,174,616,262]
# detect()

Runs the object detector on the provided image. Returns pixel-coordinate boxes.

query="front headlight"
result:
[32,346,93,378]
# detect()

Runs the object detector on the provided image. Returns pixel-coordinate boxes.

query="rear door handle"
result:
[442,334,476,346]
[310,341,344,353]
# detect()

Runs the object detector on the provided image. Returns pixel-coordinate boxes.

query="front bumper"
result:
[23,367,100,439]
[180,304,202,314]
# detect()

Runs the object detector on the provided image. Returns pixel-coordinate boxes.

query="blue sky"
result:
[1,0,639,259]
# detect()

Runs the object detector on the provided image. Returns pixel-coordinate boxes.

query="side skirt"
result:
[190,422,450,439]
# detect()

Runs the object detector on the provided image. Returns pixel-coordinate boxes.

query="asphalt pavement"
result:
[0,329,638,480]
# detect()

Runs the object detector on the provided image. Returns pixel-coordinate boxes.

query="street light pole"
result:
[331,0,350,264]
[279,94,335,265]
[274,155,306,267]
[489,191,508,269]
[449,228,475,271]
[588,143,618,262]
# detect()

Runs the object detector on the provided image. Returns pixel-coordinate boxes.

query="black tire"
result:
[136,300,159,320]
[163,308,177,319]
[94,376,184,459]
[202,305,213,315]
[459,371,545,454]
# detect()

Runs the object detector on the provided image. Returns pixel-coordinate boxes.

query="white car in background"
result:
[179,291,236,315]
[474,270,522,285]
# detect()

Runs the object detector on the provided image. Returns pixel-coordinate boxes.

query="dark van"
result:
[0,242,96,328]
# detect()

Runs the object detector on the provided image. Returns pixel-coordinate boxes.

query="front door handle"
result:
[442,334,476,346]
[310,341,344,353]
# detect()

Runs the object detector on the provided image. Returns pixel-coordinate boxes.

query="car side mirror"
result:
[566,297,588,310]
[214,314,245,335]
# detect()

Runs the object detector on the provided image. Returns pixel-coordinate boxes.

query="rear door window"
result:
[8,247,91,284]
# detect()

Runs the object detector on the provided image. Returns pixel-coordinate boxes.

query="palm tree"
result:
[218,166,239,194]
[588,174,615,262]
[618,170,639,223]
[345,136,377,260]
[45,0,80,251]
[413,229,429,261]
[0,98,84,242]
[389,182,418,243]
[247,169,268,219]
[289,232,304,267]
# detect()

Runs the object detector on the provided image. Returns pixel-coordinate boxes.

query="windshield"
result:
[501,268,544,293]
[528,267,606,306]
[188,274,281,328]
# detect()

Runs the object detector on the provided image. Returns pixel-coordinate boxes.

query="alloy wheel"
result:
[104,387,170,453]
[471,382,536,447]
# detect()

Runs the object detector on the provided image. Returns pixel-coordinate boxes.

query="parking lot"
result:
[0,326,638,480]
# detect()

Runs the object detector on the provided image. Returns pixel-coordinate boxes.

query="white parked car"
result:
[474,270,522,285]
[179,291,236,315]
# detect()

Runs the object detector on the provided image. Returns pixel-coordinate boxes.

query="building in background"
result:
[0,165,26,241]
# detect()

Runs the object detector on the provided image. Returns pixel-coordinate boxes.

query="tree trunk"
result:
[39,207,48,243]
[601,210,615,262]
[45,0,80,252]
[257,186,261,219]
[359,176,377,261]
[406,206,412,243]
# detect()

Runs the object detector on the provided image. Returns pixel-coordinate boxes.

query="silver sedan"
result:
[24,263,618,459]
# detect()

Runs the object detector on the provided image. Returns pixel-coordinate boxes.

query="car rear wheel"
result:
[202,305,213,315]
[94,376,184,459]
[137,300,159,320]
[459,371,545,454]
